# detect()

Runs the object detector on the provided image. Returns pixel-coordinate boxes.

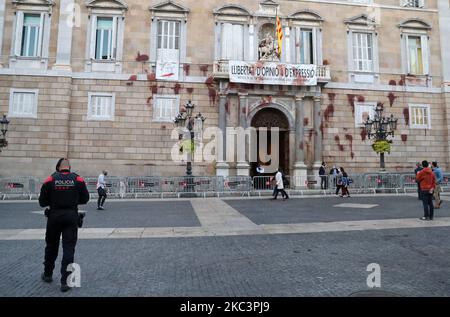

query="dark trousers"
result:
[341,186,350,196]
[97,187,107,207]
[274,188,289,199]
[44,211,78,284]
[417,183,421,199]
[335,185,342,195]
[320,176,327,189]
[421,191,434,219]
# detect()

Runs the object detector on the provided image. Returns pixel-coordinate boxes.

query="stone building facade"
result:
[0,0,449,180]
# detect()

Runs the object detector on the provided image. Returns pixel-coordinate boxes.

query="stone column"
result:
[312,95,323,187]
[293,96,307,187]
[0,0,5,68]
[216,93,229,177]
[236,93,250,176]
[52,0,74,71]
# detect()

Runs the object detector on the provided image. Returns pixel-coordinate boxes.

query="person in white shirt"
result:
[271,168,289,200]
[96,170,108,210]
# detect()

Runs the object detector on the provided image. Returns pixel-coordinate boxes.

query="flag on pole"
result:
[276,15,283,58]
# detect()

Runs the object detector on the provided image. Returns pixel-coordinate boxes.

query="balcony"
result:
[213,60,331,84]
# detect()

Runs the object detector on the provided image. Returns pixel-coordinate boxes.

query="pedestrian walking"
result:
[335,168,343,196]
[340,167,351,198]
[329,165,338,190]
[414,162,423,200]
[271,168,289,200]
[319,162,328,190]
[96,170,108,210]
[432,161,443,209]
[39,158,89,292]
[416,160,436,221]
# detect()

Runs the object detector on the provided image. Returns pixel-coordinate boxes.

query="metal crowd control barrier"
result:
[0,177,40,199]
[364,174,402,193]
[2,172,449,199]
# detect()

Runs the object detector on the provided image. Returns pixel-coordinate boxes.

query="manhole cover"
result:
[349,290,402,297]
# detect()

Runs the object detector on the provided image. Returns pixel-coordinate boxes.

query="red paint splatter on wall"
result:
[151,85,158,94]
[128,75,137,81]
[401,134,408,142]
[205,76,214,86]
[199,65,209,76]
[224,102,229,114]
[335,135,340,143]
[324,104,334,122]
[377,102,384,110]
[398,75,406,86]
[339,145,345,152]
[403,108,409,125]
[205,76,218,106]
[323,60,329,65]
[347,94,356,115]
[388,92,398,107]
[327,93,336,101]
[303,118,309,126]
[389,80,397,86]
[360,128,367,141]
[135,52,149,62]
[308,130,314,141]
[147,73,156,81]
[146,97,152,105]
[320,122,324,140]
[299,142,304,150]
[208,88,217,106]
[173,83,182,95]
[357,95,365,102]
[345,134,353,157]
[183,64,190,76]
[186,87,194,94]
[351,152,355,159]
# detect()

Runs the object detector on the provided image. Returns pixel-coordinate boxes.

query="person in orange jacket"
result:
[416,160,436,221]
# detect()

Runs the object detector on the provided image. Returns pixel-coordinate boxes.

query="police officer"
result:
[39,158,89,292]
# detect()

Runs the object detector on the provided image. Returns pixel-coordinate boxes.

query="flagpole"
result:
[274,7,277,62]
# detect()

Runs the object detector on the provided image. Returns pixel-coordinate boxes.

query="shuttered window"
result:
[88,93,115,120]
[352,32,373,72]
[221,23,244,60]
[9,90,38,118]
[409,105,430,129]
[153,95,180,122]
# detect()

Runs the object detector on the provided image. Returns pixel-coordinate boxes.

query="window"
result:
[8,89,38,118]
[85,1,127,72]
[153,95,179,122]
[21,14,41,57]
[355,102,376,127]
[409,104,430,129]
[95,17,114,60]
[407,36,423,75]
[88,93,115,121]
[298,29,314,64]
[157,20,181,61]
[352,33,373,72]
[401,0,424,8]
[221,23,244,60]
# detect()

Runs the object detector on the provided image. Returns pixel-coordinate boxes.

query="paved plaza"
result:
[0,194,450,297]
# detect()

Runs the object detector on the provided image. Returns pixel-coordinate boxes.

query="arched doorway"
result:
[250,107,290,177]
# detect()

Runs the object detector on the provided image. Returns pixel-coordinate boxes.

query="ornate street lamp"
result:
[363,104,398,171]
[0,114,10,152]
[173,101,206,192]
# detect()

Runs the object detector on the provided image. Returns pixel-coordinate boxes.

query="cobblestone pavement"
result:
[0,195,449,297]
